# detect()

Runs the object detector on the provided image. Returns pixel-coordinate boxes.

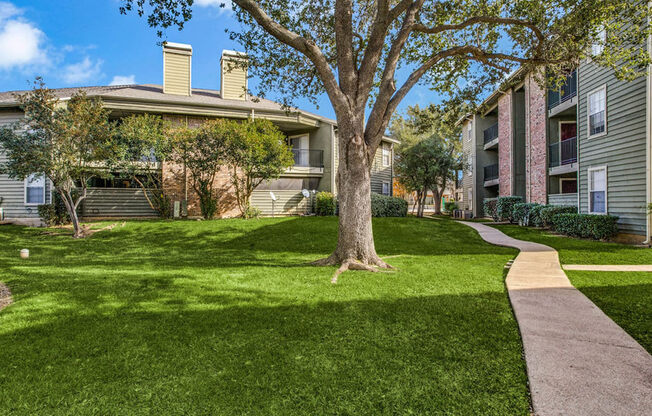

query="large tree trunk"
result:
[313,127,389,270]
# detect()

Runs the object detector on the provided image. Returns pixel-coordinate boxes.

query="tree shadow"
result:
[0,293,530,415]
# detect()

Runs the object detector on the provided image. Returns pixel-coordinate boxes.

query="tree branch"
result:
[413,16,544,44]
[364,0,425,158]
[335,0,357,98]
[232,0,348,112]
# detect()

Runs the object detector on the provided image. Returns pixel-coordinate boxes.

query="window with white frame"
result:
[382,146,391,167]
[591,26,606,56]
[25,174,45,205]
[381,182,390,196]
[466,121,472,141]
[588,87,606,137]
[588,166,607,214]
[467,154,473,176]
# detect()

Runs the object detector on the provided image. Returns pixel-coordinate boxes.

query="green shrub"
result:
[496,196,523,223]
[37,192,71,226]
[552,213,619,240]
[443,200,458,213]
[540,205,577,228]
[315,191,337,216]
[529,204,550,227]
[371,193,408,217]
[243,205,262,219]
[512,202,542,226]
[483,199,498,221]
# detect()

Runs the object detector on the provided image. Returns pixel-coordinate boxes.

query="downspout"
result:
[645,12,652,244]
[184,115,188,205]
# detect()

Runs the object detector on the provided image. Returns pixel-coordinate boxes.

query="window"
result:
[382,146,391,167]
[588,166,607,214]
[466,121,472,141]
[381,182,390,196]
[591,26,606,56]
[588,86,606,137]
[467,190,473,207]
[467,155,473,176]
[24,174,45,205]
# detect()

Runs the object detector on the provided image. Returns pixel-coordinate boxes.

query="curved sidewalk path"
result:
[459,221,652,416]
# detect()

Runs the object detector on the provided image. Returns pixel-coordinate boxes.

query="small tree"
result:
[0,79,114,237]
[115,114,174,218]
[174,121,227,219]
[223,119,293,217]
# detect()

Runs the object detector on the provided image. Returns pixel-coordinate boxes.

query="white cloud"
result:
[61,57,103,84]
[0,2,48,70]
[109,75,136,86]
[195,0,232,12]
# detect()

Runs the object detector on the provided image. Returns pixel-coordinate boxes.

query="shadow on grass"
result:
[0,217,516,271]
[0,292,529,415]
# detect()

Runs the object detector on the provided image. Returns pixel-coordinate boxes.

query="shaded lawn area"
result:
[493,224,651,353]
[0,217,529,415]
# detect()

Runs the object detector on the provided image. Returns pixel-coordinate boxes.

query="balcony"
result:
[548,71,577,115]
[285,149,324,176]
[483,123,499,149]
[483,163,499,187]
[549,137,578,175]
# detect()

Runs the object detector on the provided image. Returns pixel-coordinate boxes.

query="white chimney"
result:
[163,42,192,96]
[220,50,248,100]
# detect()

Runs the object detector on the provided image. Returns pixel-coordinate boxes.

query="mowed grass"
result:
[494,224,652,353]
[0,217,529,415]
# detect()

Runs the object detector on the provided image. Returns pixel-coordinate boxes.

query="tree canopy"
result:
[0,79,115,237]
[120,0,652,271]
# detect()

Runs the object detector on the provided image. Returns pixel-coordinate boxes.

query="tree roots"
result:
[311,254,395,284]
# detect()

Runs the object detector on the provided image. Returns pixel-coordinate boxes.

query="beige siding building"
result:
[0,43,396,220]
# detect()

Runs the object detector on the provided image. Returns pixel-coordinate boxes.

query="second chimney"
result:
[221,50,248,100]
[163,42,192,96]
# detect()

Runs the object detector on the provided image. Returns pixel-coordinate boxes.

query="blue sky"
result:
[0,0,440,120]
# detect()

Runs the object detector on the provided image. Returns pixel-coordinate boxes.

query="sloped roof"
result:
[0,83,336,125]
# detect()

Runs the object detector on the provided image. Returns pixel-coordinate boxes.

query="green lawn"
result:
[492,224,652,264]
[494,225,652,353]
[0,217,529,415]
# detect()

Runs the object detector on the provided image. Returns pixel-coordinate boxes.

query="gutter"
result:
[645,12,652,244]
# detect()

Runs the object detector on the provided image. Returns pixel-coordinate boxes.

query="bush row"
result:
[551,213,619,240]
[484,196,618,240]
[314,192,407,217]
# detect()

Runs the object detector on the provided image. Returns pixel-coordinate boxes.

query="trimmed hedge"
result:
[315,192,337,216]
[371,193,408,217]
[37,191,71,226]
[496,196,523,223]
[540,205,577,228]
[443,200,458,213]
[529,204,550,227]
[512,202,542,226]
[484,199,498,221]
[552,213,619,240]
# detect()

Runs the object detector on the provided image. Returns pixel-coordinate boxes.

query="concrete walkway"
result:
[564,264,652,272]
[459,221,652,416]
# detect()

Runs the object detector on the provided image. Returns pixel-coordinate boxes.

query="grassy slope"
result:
[0,217,528,415]
[494,225,651,353]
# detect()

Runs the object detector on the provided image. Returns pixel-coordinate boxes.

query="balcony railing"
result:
[483,123,499,144]
[549,137,577,168]
[484,164,499,181]
[548,70,577,110]
[291,149,324,168]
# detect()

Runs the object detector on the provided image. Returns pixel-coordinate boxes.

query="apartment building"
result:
[0,43,396,221]
[460,58,652,242]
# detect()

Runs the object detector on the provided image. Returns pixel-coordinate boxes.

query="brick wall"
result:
[498,92,512,196]
[162,115,240,218]
[525,73,548,204]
